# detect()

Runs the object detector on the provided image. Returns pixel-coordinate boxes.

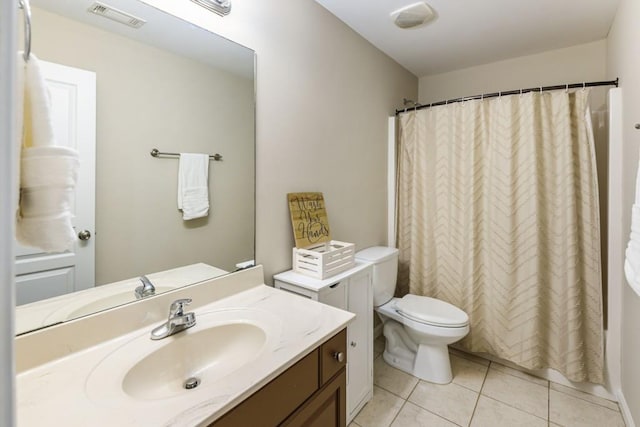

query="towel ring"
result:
[18,0,31,62]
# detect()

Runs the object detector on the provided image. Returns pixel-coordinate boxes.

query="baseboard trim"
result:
[617,389,636,427]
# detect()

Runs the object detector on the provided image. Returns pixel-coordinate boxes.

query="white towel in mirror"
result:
[17,53,79,253]
[178,153,210,220]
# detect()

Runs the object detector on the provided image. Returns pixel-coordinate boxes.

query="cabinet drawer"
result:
[320,329,347,385]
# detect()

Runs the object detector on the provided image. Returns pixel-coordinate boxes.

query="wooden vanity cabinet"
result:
[210,329,347,427]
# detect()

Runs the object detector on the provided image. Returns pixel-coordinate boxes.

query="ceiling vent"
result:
[87,2,146,29]
[391,2,436,29]
[190,0,232,16]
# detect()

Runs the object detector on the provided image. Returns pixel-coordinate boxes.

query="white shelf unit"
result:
[274,261,373,424]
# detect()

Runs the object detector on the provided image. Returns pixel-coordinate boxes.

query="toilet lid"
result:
[396,295,469,327]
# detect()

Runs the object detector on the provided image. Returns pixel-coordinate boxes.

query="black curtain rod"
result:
[396,78,619,115]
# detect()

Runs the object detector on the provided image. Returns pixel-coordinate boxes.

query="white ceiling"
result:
[30,0,254,79]
[314,0,620,77]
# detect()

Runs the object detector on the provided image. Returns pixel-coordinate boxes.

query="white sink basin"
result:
[85,308,281,403]
[123,322,266,400]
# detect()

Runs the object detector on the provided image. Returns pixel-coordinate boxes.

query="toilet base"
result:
[382,319,454,384]
[413,342,453,384]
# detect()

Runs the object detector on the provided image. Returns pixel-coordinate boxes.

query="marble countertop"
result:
[16,283,354,426]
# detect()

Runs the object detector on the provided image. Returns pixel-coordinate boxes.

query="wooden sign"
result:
[287,192,331,248]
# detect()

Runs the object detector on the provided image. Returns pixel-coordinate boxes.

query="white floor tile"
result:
[451,354,489,392]
[449,347,491,367]
[471,395,547,427]
[549,389,625,427]
[549,382,619,411]
[374,357,419,399]
[354,386,404,427]
[390,402,457,427]
[408,380,479,426]
[489,361,548,387]
[481,369,548,419]
[360,343,626,427]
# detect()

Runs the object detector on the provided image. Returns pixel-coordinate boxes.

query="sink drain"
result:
[184,377,201,390]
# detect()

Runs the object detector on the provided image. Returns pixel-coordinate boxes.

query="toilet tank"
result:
[355,246,399,307]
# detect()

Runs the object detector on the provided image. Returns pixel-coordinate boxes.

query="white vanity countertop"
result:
[15,263,228,335]
[16,284,354,426]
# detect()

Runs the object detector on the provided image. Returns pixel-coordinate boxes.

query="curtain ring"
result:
[520,89,523,97]
[565,84,569,93]
[583,82,586,91]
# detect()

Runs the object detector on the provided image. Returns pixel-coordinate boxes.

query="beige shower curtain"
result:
[396,90,604,383]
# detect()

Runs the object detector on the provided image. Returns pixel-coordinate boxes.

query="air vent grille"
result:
[87,2,146,29]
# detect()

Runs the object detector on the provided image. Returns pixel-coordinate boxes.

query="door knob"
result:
[333,351,345,363]
[78,230,92,241]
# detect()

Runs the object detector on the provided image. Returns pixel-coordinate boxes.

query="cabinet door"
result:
[346,269,373,418]
[282,369,346,427]
[321,281,347,310]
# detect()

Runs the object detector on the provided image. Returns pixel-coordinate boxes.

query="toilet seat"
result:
[395,294,468,328]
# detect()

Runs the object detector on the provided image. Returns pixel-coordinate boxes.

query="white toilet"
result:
[356,246,470,384]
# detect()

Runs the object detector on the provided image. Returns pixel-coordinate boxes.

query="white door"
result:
[15,61,96,305]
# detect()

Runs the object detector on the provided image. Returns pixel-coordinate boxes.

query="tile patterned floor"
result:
[350,337,626,427]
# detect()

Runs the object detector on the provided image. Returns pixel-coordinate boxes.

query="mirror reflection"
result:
[15,0,255,335]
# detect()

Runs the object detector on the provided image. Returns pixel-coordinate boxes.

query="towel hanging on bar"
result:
[177,153,210,221]
[151,148,222,161]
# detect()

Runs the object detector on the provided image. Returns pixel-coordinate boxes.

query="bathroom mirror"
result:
[15,0,255,335]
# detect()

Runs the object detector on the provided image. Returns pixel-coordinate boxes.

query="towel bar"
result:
[18,0,31,62]
[150,148,222,161]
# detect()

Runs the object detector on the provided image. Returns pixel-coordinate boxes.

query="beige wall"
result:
[32,8,255,283]
[607,0,640,424]
[418,40,607,104]
[144,0,419,283]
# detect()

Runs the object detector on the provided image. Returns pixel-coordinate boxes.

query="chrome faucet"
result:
[150,298,196,340]
[135,275,156,299]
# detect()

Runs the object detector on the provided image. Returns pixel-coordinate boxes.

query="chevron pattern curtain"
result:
[396,90,604,383]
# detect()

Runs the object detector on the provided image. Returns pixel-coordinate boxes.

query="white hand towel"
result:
[16,54,80,253]
[624,154,640,297]
[178,153,210,220]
